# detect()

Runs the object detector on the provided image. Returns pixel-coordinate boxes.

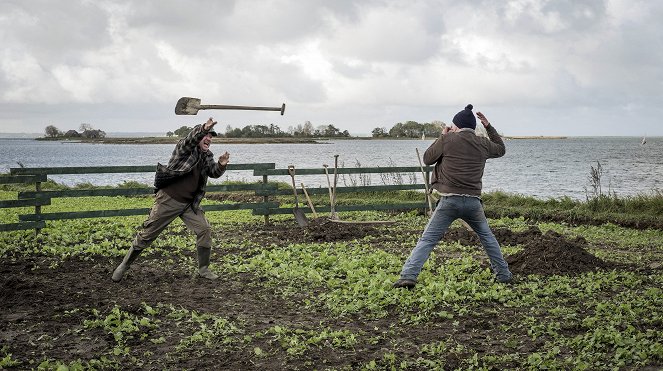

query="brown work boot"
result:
[392,279,416,290]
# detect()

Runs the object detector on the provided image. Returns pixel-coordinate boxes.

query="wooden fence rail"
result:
[0,174,47,232]
[1,163,431,232]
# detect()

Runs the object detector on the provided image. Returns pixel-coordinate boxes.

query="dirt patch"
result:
[242,220,615,277]
[304,218,379,242]
[0,252,382,370]
[0,219,658,369]
[221,218,383,247]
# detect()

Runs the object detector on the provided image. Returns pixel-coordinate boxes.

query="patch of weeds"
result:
[0,346,21,368]
[263,325,360,356]
[83,304,160,356]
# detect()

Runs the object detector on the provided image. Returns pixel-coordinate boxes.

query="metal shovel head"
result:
[175,97,201,115]
[293,207,309,227]
[288,165,309,227]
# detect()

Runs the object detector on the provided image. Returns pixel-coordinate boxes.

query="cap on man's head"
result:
[452,104,477,130]
[208,130,218,137]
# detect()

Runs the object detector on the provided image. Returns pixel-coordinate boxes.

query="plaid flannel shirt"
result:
[154,124,226,212]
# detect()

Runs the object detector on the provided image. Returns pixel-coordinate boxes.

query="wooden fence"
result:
[1,163,431,232]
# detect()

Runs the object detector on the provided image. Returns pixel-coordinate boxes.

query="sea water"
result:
[1,137,661,200]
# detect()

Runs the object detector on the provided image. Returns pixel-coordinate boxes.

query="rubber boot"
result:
[197,246,218,280]
[111,247,142,282]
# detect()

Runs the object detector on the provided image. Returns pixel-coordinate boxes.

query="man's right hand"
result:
[443,125,458,134]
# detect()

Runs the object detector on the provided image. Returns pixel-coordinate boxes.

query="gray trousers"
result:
[133,190,213,250]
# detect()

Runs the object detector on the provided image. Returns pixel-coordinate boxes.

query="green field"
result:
[1,188,662,370]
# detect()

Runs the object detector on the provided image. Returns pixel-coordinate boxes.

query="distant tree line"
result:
[372,120,446,138]
[167,120,449,139]
[44,119,457,140]
[44,123,106,139]
[167,121,350,138]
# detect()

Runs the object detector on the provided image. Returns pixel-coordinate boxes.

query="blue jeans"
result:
[399,196,512,282]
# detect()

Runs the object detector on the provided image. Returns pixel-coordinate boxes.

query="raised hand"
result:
[218,151,230,166]
[476,112,490,127]
[204,117,217,131]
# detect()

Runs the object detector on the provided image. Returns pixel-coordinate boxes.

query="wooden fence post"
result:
[263,174,270,225]
[35,180,42,235]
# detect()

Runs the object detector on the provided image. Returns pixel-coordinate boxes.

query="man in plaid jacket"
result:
[112,117,230,282]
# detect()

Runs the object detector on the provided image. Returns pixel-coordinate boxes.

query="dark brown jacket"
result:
[423,125,505,196]
[153,124,226,212]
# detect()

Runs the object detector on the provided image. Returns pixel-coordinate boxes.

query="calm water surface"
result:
[1,137,661,200]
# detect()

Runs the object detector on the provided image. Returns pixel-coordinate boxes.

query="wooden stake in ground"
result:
[415,148,434,215]
[300,182,318,218]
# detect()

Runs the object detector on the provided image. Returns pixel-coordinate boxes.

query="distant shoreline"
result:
[503,136,567,140]
[30,135,569,144]
[6,135,656,143]
[34,137,323,144]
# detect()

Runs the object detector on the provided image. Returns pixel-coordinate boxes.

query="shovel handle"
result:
[287,166,299,203]
[199,103,286,115]
[323,165,333,205]
[416,148,434,213]
[332,155,339,202]
[300,182,318,218]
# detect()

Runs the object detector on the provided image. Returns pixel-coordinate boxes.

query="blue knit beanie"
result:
[452,104,476,130]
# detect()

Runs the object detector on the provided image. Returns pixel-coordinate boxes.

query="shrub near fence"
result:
[1,163,432,232]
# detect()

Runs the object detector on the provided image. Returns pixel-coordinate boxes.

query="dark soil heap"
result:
[506,229,613,275]
[304,218,378,242]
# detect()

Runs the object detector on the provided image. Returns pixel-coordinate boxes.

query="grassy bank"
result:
[482,190,663,230]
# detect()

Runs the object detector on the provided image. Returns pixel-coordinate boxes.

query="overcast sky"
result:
[1,0,661,136]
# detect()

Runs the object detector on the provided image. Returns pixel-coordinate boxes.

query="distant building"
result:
[64,130,81,137]
[82,129,106,139]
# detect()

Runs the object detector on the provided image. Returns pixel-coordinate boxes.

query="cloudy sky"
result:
[1,0,661,136]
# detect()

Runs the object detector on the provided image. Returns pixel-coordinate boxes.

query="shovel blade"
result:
[175,97,201,115]
[293,208,309,227]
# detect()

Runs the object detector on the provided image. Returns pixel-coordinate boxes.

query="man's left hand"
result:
[218,151,230,166]
[476,112,490,127]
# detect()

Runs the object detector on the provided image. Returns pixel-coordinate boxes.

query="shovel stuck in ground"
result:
[324,155,397,226]
[287,165,309,227]
[322,164,339,221]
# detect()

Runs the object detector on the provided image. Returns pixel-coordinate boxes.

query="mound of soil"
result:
[442,226,612,276]
[304,218,379,242]
[506,230,613,275]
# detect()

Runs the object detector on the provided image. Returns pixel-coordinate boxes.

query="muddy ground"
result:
[0,218,658,369]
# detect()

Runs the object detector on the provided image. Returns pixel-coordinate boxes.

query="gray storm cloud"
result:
[0,0,661,136]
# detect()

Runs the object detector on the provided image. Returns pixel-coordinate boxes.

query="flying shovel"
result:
[287,165,309,227]
[175,97,286,115]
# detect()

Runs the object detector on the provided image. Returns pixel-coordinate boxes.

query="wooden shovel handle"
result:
[199,103,286,115]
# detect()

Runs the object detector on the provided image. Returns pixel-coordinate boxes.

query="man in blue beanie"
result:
[394,104,513,289]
